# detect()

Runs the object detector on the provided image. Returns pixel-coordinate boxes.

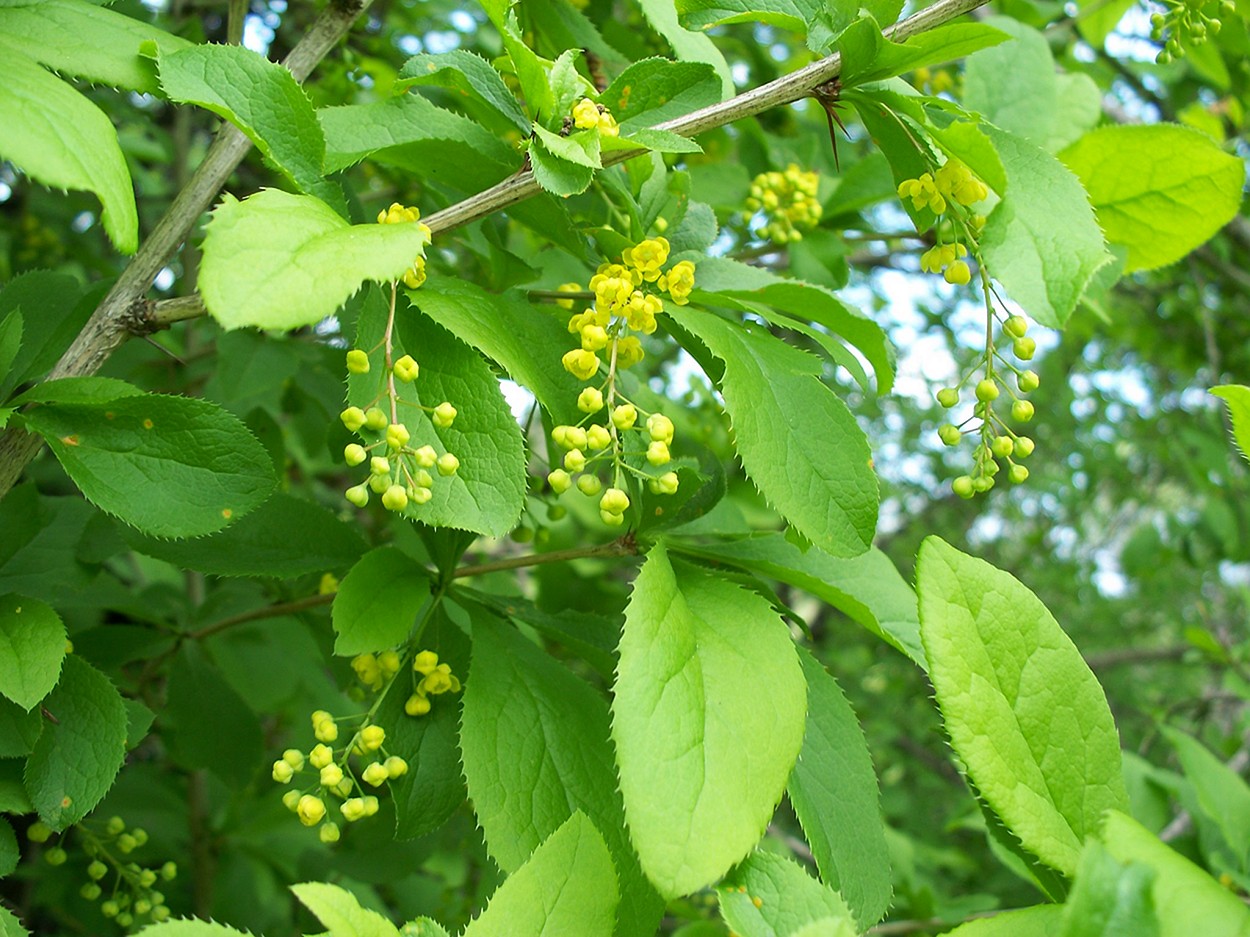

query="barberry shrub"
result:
[0,0,1247,935]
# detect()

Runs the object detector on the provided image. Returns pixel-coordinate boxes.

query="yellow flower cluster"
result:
[897,159,987,216]
[920,243,971,285]
[745,164,822,243]
[571,97,619,137]
[404,649,462,717]
[377,201,432,290]
[273,712,409,842]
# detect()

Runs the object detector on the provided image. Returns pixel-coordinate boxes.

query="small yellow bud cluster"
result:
[936,315,1041,497]
[571,97,619,137]
[351,650,402,692]
[920,243,971,286]
[898,159,988,287]
[911,66,956,95]
[274,711,409,840]
[404,649,462,717]
[34,816,177,927]
[377,202,432,289]
[745,164,822,243]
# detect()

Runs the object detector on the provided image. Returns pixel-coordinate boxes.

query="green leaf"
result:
[943,906,1064,936]
[123,493,367,579]
[532,124,602,168]
[1211,385,1250,465]
[24,655,127,830]
[395,50,530,133]
[346,297,527,538]
[462,812,619,937]
[842,21,1011,85]
[916,537,1129,876]
[638,0,733,97]
[1059,840,1159,937]
[669,534,922,665]
[0,487,97,603]
[199,189,429,331]
[978,125,1110,329]
[717,851,857,937]
[1059,125,1244,273]
[1101,811,1250,937]
[399,920,450,937]
[676,0,855,52]
[0,697,41,758]
[1075,0,1138,47]
[372,611,468,839]
[787,649,891,928]
[331,548,431,656]
[0,273,91,401]
[413,278,583,425]
[19,391,275,539]
[686,256,895,394]
[460,614,663,937]
[125,920,253,936]
[156,44,325,197]
[530,137,596,196]
[0,49,137,253]
[616,128,704,154]
[0,817,17,878]
[0,0,192,94]
[0,313,21,392]
[0,761,33,813]
[668,308,878,557]
[291,882,400,937]
[0,904,27,937]
[164,644,263,788]
[602,58,722,131]
[1162,726,1250,867]
[612,545,806,897]
[963,20,1063,151]
[13,376,144,407]
[0,595,65,710]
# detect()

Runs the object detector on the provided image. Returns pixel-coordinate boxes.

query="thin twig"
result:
[452,537,636,579]
[189,591,334,641]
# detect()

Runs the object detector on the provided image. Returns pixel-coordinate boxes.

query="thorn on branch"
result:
[810,78,849,171]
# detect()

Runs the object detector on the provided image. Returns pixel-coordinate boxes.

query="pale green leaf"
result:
[132,919,254,936]
[530,138,596,196]
[1059,840,1158,937]
[461,615,663,937]
[612,545,806,897]
[18,391,276,539]
[399,920,450,937]
[718,851,857,937]
[157,44,325,196]
[532,124,601,168]
[1101,811,1250,937]
[1059,125,1244,272]
[24,655,127,830]
[331,548,431,656]
[0,906,27,937]
[395,50,530,132]
[412,278,582,425]
[291,882,400,937]
[123,493,367,579]
[617,128,704,154]
[668,308,878,557]
[602,58,722,131]
[787,649,892,928]
[0,49,137,253]
[1049,73,1102,153]
[963,20,1061,151]
[0,595,65,710]
[199,189,428,332]
[669,534,922,664]
[916,537,1129,876]
[943,906,1064,936]
[347,293,527,539]
[979,125,1110,328]
[0,0,191,94]
[1163,726,1250,867]
[1211,385,1250,465]
[462,812,619,937]
[639,0,733,97]
[1075,0,1137,47]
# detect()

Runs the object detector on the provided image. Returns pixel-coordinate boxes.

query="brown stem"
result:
[188,592,334,641]
[452,536,636,579]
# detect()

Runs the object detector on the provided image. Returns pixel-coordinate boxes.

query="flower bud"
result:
[346,349,370,374]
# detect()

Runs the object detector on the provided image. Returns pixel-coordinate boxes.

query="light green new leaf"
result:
[916,537,1129,876]
[843,21,1010,85]
[1059,125,1244,272]
[0,0,191,94]
[669,308,877,557]
[412,278,582,425]
[199,189,429,331]
[1211,385,1250,465]
[963,20,1059,151]
[718,851,857,937]
[787,649,892,928]
[395,50,530,132]
[128,920,253,936]
[1101,811,1250,937]
[462,813,619,937]
[1059,840,1158,937]
[0,906,27,937]
[19,391,275,538]
[638,0,733,97]
[979,126,1110,328]
[1163,726,1250,867]
[0,50,137,253]
[157,44,325,196]
[530,137,596,196]
[603,58,722,131]
[612,545,806,897]
[331,548,431,656]
[461,615,663,937]
[399,919,450,937]
[670,534,921,664]
[123,493,367,579]
[24,656,128,830]
[0,595,65,710]
[346,295,526,539]
[944,906,1064,936]
[291,882,400,937]
[533,124,601,168]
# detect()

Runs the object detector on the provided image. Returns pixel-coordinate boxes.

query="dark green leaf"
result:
[164,643,263,788]
[395,50,530,133]
[602,58,722,130]
[0,595,65,711]
[332,548,431,656]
